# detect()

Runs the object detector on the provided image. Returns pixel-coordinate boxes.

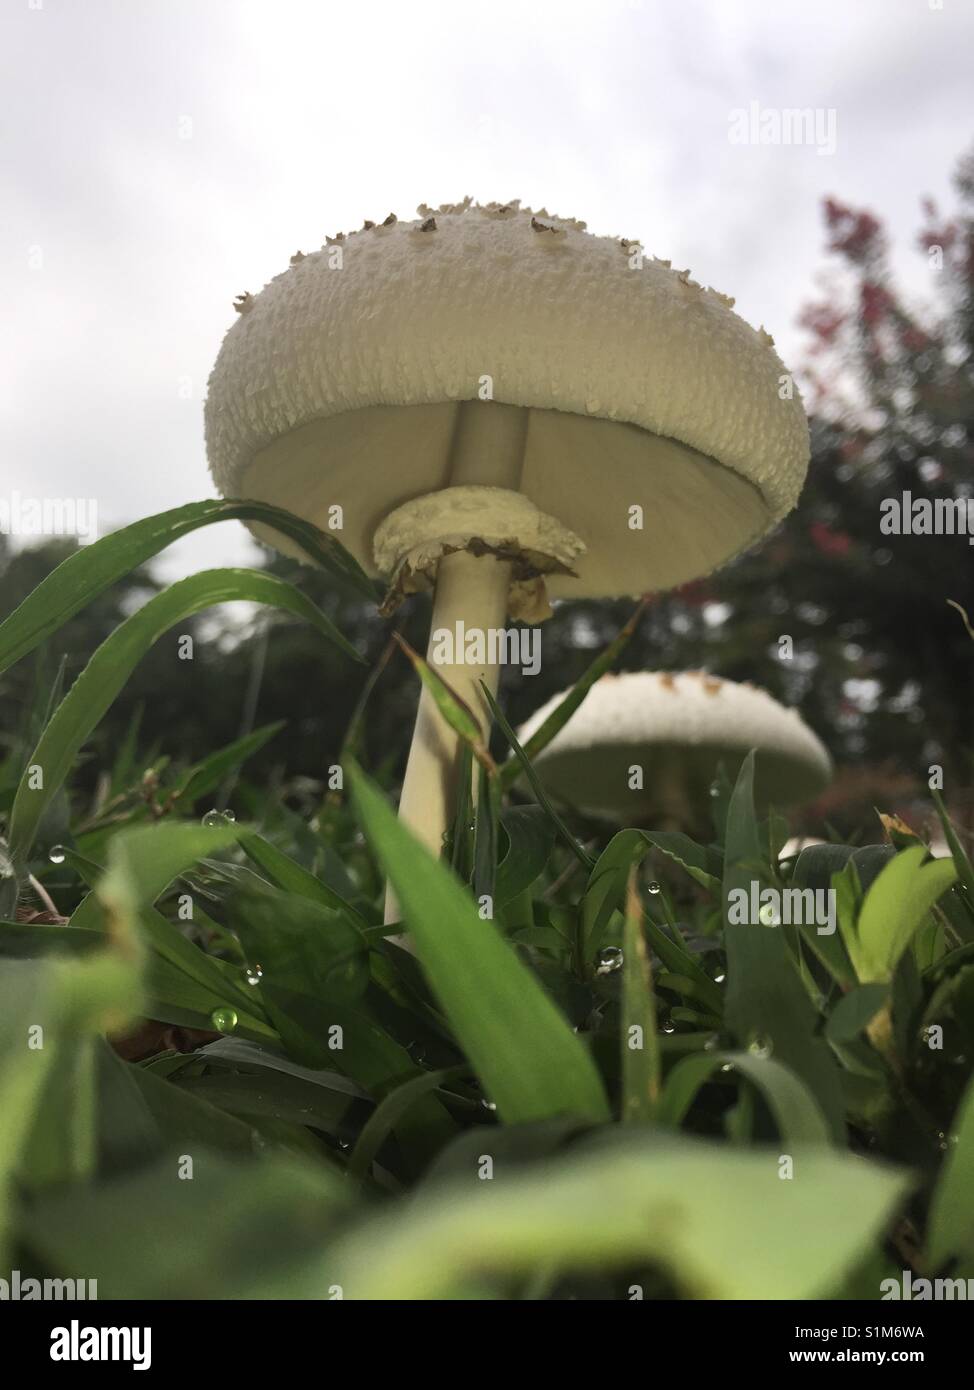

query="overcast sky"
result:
[2,0,972,580]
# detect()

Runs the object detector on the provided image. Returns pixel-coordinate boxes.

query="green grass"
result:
[1,502,973,1299]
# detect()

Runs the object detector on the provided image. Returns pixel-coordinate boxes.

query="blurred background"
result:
[2,0,973,841]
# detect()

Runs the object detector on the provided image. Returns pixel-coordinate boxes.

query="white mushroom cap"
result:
[779,835,827,860]
[516,671,832,822]
[205,199,809,600]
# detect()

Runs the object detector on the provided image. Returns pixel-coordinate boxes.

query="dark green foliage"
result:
[1,501,972,1299]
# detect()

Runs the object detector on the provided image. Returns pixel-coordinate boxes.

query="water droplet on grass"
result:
[647,881,661,895]
[49,845,66,864]
[210,1007,238,1033]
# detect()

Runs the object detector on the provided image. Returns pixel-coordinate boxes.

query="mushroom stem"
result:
[386,549,511,922]
[651,751,697,833]
[385,401,532,924]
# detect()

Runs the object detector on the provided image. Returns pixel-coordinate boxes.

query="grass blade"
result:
[855,845,957,982]
[473,761,500,911]
[0,498,379,676]
[347,1064,470,1182]
[927,1071,974,1267]
[240,832,371,930]
[931,788,974,919]
[8,569,361,867]
[721,753,845,1140]
[621,868,660,1122]
[659,1050,833,1144]
[480,683,593,871]
[348,760,610,1125]
[325,1131,907,1300]
[172,722,285,807]
[394,635,494,771]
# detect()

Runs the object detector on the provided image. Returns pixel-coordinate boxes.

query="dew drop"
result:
[245,964,263,986]
[201,809,224,827]
[647,881,661,895]
[714,972,726,984]
[210,1006,238,1034]
[222,808,236,822]
[596,946,624,975]
[661,1020,676,1034]
[48,845,66,865]
[709,782,721,798]
[481,1098,497,1112]
[758,903,779,928]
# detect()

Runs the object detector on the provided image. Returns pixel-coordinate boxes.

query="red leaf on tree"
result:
[824,197,884,262]
[810,521,853,556]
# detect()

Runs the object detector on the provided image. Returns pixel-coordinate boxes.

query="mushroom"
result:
[779,835,827,860]
[516,672,832,833]
[204,201,810,909]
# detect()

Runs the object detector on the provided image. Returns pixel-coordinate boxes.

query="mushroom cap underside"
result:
[230,403,772,595]
[517,671,833,816]
[522,738,829,818]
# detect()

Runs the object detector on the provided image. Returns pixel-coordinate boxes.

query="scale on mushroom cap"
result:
[204,198,811,921]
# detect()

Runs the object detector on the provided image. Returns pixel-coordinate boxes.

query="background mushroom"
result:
[205,199,810,904]
[516,671,832,833]
[779,835,827,860]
